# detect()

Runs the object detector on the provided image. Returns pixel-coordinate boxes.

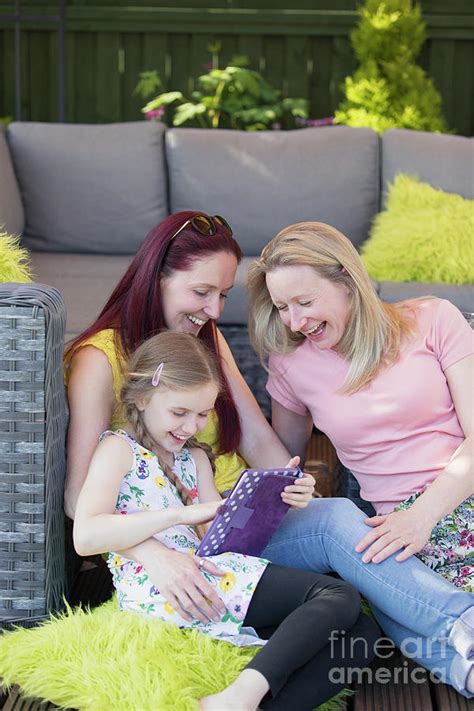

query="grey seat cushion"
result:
[30,257,474,338]
[223,263,474,326]
[0,126,24,236]
[220,256,254,326]
[30,252,134,337]
[376,280,474,314]
[8,122,168,254]
[30,252,254,333]
[382,129,474,202]
[166,126,380,252]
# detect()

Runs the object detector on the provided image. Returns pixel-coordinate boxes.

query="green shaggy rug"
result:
[0,598,350,710]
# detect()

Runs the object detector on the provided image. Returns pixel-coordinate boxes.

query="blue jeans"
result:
[262,497,474,697]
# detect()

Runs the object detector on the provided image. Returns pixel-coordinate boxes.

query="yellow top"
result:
[64,328,246,494]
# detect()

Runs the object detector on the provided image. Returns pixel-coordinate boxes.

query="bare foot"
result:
[199,669,269,711]
[199,691,253,710]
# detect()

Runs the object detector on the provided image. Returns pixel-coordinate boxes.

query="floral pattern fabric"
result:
[396,493,473,592]
[103,430,269,645]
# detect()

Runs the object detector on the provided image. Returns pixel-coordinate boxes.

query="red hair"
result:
[67,211,243,453]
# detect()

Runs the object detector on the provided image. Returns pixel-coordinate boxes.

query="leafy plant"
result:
[335,0,448,134]
[136,54,308,131]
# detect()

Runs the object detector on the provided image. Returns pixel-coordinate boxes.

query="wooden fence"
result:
[0,1,473,135]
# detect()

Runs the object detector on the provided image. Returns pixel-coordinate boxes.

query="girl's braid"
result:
[127,404,209,540]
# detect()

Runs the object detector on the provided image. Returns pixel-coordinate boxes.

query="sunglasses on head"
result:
[169,213,233,243]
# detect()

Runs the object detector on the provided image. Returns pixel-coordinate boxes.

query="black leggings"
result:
[243,564,380,710]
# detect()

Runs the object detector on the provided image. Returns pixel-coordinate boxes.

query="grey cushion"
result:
[0,126,24,236]
[382,129,474,203]
[31,251,252,333]
[8,122,168,254]
[30,252,134,337]
[376,280,474,314]
[220,256,254,326]
[223,265,474,326]
[166,126,380,252]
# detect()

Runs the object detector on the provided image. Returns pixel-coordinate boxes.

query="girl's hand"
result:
[281,456,315,509]
[144,546,226,624]
[355,508,434,564]
[180,500,223,527]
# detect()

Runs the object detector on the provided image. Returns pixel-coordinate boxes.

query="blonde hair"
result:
[248,222,413,393]
[121,331,222,536]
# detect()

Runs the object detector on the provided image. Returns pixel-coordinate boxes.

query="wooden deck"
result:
[1,561,472,711]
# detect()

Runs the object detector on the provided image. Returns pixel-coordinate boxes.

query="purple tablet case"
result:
[196,467,303,558]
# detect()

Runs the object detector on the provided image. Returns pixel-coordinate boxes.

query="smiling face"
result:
[160,252,238,334]
[138,382,219,454]
[266,264,352,351]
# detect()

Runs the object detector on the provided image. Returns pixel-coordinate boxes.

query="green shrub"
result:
[335,0,448,134]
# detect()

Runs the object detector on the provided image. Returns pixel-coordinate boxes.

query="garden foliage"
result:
[335,0,448,134]
[136,55,308,131]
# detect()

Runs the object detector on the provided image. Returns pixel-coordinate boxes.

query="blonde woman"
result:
[249,222,474,698]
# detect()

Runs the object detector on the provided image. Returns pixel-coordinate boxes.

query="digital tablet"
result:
[196,466,303,558]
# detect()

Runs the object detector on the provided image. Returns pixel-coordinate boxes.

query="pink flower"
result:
[145,106,165,121]
[308,116,334,127]
[422,545,435,555]
[460,567,471,576]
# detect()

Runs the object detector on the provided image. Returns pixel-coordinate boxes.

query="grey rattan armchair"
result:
[0,283,67,628]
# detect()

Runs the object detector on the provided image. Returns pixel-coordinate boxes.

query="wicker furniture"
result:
[0,283,67,628]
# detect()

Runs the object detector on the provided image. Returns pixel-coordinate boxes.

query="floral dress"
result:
[396,493,473,592]
[104,430,269,645]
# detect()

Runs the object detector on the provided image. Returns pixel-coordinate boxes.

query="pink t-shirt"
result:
[267,299,473,514]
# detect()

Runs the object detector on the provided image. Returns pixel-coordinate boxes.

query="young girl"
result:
[74,331,379,711]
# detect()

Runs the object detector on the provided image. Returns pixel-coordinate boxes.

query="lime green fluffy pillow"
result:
[0,232,31,283]
[362,174,474,284]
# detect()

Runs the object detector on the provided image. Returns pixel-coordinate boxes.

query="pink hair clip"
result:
[152,362,164,387]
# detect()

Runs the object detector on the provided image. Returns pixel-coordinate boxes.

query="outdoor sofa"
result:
[0,122,473,625]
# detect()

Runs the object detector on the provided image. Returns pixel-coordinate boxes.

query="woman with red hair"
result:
[65,210,314,621]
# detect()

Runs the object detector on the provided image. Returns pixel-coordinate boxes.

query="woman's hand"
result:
[180,500,223,527]
[281,456,316,509]
[355,508,434,564]
[142,545,226,623]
